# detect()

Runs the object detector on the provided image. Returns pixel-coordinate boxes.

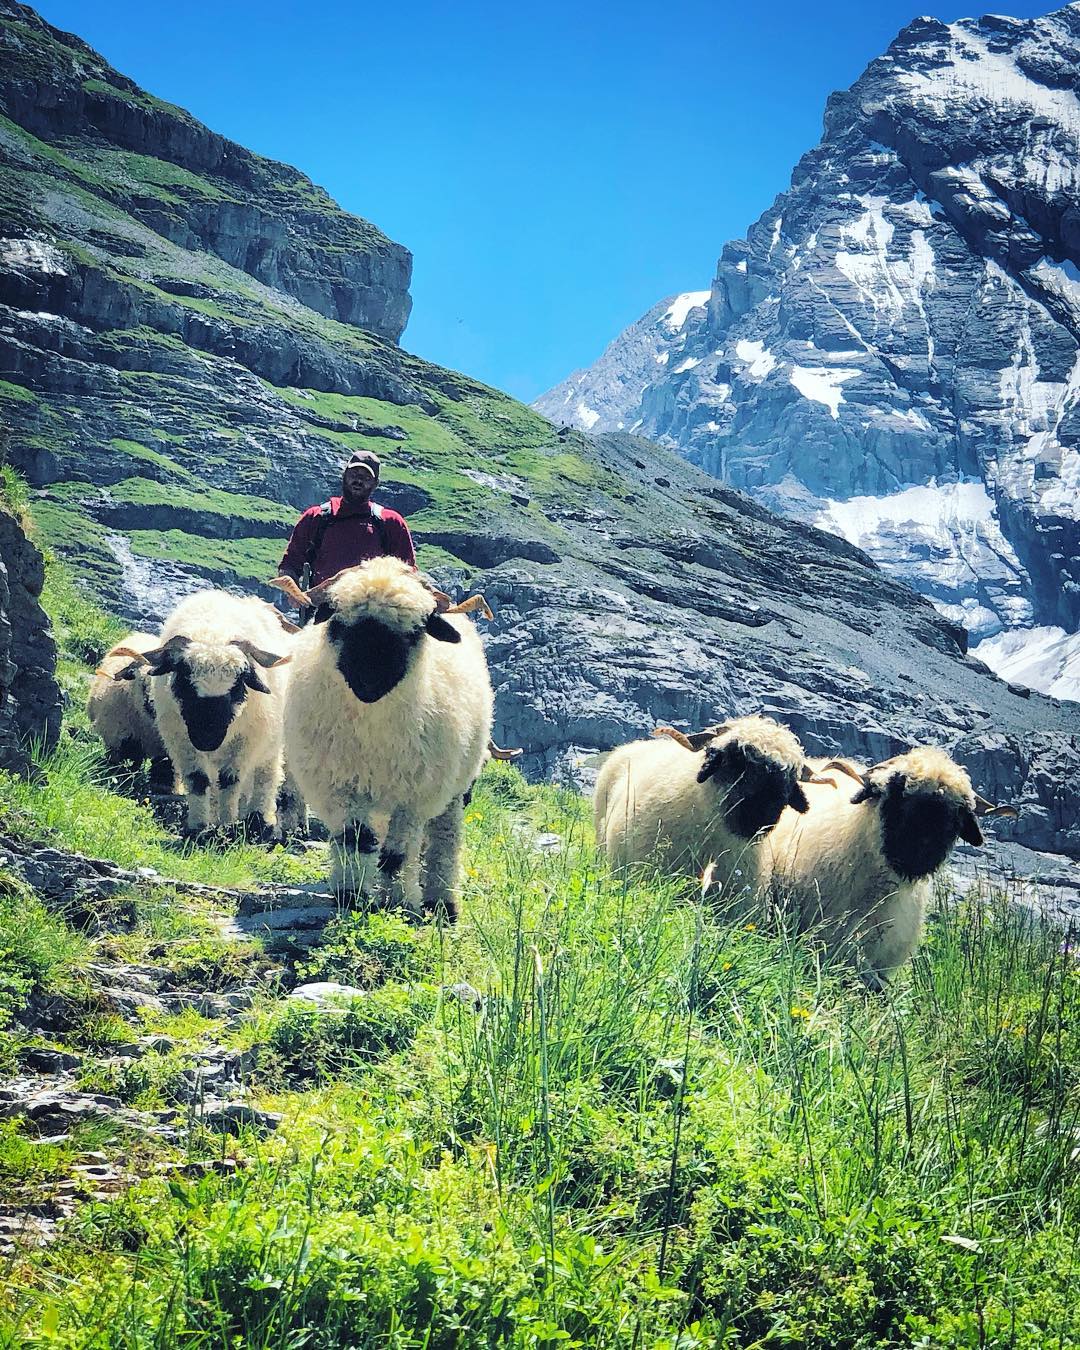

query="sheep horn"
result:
[268,575,313,610]
[263,602,301,635]
[653,725,723,751]
[445,593,495,621]
[488,739,523,761]
[973,793,1019,820]
[811,759,867,786]
[230,639,291,669]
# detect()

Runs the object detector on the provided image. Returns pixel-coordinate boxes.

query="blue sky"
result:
[40,1,1053,402]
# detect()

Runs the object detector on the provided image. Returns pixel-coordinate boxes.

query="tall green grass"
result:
[3,766,1078,1347]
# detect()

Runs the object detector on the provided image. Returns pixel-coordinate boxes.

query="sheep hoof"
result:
[242,812,279,846]
[422,895,460,924]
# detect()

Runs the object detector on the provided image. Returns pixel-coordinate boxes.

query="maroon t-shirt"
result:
[278,497,416,584]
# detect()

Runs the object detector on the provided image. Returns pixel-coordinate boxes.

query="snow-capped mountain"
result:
[536,5,1080,691]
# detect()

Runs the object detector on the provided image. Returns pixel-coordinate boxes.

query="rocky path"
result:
[0,833,358,1256]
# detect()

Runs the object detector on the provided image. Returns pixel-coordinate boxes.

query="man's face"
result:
[342,464,377,504]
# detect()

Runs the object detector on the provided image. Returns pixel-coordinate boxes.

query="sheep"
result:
[593,715,815,900]
[114,592,292,837]
[272,557,494,918]
[89,633,173,785]
[762,746,1017,986]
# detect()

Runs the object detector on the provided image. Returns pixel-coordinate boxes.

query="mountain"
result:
[536,5,1080,686]
[2,0,1080,862]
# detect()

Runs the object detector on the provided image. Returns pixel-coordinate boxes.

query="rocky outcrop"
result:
[0,503,60,771]
[537,6,1080,681]
[0,1,411,342]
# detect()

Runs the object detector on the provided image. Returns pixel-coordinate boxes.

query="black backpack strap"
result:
[303,501,334,583]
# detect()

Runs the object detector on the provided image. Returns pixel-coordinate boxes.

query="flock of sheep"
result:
[88,556,1016,982]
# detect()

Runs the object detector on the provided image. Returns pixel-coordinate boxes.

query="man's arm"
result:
[278,511,316,581]
[386,514,416,568]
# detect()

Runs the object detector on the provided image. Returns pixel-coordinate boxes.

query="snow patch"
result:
[655,352,669,365]
[734,340,776,379]
[575,401,600,431]
[661,291,710,331]
[817,480,997,547]
[974,626,1080,702]
[789,366,861,418]
[672,356,701,374]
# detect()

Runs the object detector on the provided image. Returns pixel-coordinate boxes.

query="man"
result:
[278,449,415,590]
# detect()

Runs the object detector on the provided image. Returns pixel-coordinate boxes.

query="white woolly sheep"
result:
[115,592,292,837]
[274,557,494,918]
[89,633,175,785]
[762,746,1016,986]
[593,715,815,899]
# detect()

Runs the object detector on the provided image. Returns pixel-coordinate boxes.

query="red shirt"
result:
[278,497,416,585]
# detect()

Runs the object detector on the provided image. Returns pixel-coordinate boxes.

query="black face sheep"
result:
[116,592,291,837]
[763,746,1017,986]
[89,633,173,785]
[273,557,493,918]
[593,715,814,897]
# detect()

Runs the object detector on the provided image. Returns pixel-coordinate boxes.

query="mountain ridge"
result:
[536,4,1080,690]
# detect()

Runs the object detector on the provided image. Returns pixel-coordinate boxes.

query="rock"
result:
[18,1047,81,1074]
[532,832,564,854]
[0,505,61,773]
[444,982,483,1011]
[200,1103,282,1137]
[289,982,366,1007]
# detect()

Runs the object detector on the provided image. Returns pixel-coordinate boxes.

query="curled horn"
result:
[230,638,291,669]
[974,793,1019,820]
[268,575,312,610]
[488,739,523,761]
[653,724,725,752]
[268,566,362,612]
[263,601,301,635]
[804,758,867,787]
[445,593,494,621]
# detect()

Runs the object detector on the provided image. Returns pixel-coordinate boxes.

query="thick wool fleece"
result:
[762,747,977,983]
[283,558,493,912]
[88,633,168,765]
[593,715,807,898]
[150,591,291,831]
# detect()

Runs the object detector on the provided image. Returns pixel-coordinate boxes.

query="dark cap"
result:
[343,449,380,480]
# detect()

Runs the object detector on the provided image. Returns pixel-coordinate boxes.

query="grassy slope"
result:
[0,537,1077,1346]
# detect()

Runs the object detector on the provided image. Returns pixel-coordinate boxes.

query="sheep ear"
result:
[957,807,984,848]
[696,745,727,784]
[141,634,191,676]
[850,783,880,805]
[312,603,334,626]
[111,659,144,682]
[242,667,272,694]
[426,613,461,644]
[788,782,810,814]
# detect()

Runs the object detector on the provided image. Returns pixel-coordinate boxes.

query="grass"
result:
[0,759,1078,1345]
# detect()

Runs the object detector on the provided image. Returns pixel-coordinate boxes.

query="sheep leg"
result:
[176,753,215,834]
[243,756,282,841]
[331,795,377,901]
[378,807,423,913]
[216,761,245,829]
[276,769,308,838]
[421,796,465,922]
[858,890,925,987]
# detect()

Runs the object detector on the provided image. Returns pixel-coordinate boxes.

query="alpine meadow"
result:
[1,2,1080,1346]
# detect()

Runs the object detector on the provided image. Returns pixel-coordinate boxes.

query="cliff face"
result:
[0,1,411,340]
[0,500,60,772]
[2,2,1080,861]
[537,6,1080,670]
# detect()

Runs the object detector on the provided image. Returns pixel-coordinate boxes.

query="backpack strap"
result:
[369,501,389,552]
[302,501,335,583]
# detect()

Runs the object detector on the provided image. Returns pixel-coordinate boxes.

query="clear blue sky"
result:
[38,1,1053,402]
